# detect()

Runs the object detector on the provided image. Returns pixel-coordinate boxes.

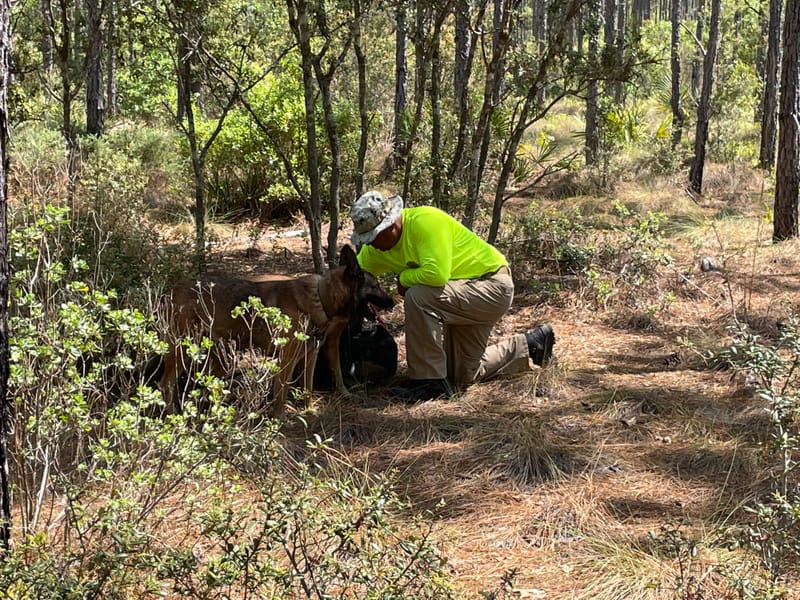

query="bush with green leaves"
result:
[498,203,595,277]
[720,316,800,597]
[583,201,673,310]
[73,131,194,293]
[202,71,364,222]
[11,124,193,296]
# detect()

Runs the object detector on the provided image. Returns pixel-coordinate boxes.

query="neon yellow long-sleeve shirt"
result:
[356,206,508,287]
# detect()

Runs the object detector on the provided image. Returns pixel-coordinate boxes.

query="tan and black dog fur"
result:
[158,244,391,416]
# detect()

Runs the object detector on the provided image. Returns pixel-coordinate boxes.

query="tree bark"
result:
[287,0,324,272]
[105,0,117,118]
[353,0,368,197]
[688,0,721,195]
[447,0,486,184]
[773,0,799,240]
[691,0,705,99]
[0,0,11,555]
[176,40,207,271]
[585,0,601,166]
[759,0,783,170]
[430,19,443,207]
[454,0,470,106]
[392,0,408,170]
[315,62,346,268]
[462,0,515,230]
[86,0,105,136]
[614,0,626,103]
[670,0,684,148]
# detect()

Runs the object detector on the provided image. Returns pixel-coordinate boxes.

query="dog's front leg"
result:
[302,337,322,392]
[322,319,350,396]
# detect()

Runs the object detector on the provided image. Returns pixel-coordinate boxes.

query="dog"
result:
[313,323,398,390]
[158,244,394,416]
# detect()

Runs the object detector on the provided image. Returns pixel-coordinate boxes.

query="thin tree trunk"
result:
[454,0,470,106]
[40,0,53,73]
[353,0,368,197]
[614,0,626,103]
[105,0,117,118]
[773,0,799,240]
[603,0,617,102]
[430,19,443,207]
[759,0,783,170]
[691,0,705,98]
[463,0,515,230]
[0,0,12,555]
[670,0,684,148]
[287,0,324,272]
[177,43,207,271]
[393,0,408,170]
[317,69,343,268]
[448,0,486,184]
[688,0,721,195]
[585,0,601,166]
[86,0,104,136]
[43,0,79,209]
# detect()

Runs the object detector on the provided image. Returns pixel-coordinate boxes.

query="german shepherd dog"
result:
[158,245,394,416]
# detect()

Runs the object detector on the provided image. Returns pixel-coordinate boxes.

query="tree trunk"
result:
[287,0,324,272]
[392,0,408,170]
[585,0,601,166]
[688,0,721,195]
[534,0,547,104]
[454,0,470,106]
[41,0,79,208]
[691,0,705,98]
[430,20,443,207]
[448,0,486,184]
[86,0,105,136]
[0,0,11,556]
[400,2,429,200]
[353,0,368,197]
[105,0,117,118]
[463,0,515,230]
[488,0,582,243]
[773,0,799,241]
[670,0,684,148]
[614,0,626,103]
[177,43,207,271]
[759,0,783,170]
[40,0,53,74]
[316,68,343,268]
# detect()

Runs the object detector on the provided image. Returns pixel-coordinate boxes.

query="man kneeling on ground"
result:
[349,190,556,402]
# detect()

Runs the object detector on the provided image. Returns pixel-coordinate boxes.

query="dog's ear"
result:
[339,244,360,275]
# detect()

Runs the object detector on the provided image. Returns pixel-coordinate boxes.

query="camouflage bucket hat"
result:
[350,191,403,247]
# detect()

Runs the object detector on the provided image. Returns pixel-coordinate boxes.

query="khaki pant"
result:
[403,269,531,387]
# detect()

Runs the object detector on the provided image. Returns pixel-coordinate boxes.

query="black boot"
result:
[390,378,454,403]
[525,324,555,366]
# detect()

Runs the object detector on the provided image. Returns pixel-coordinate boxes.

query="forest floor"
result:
[189,165,800,599]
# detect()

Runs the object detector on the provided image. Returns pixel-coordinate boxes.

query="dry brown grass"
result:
[194,163,800,598]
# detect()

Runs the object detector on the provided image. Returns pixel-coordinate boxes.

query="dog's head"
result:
[338,244,394,322]
[356,270,395,322]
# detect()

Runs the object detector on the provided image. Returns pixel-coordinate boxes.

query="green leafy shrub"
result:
[498,203,595,277]
[720,316,800,597]
[201,72,309,221]
[72,131,194,293]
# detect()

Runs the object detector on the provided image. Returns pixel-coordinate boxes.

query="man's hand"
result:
[397,279,408,297]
